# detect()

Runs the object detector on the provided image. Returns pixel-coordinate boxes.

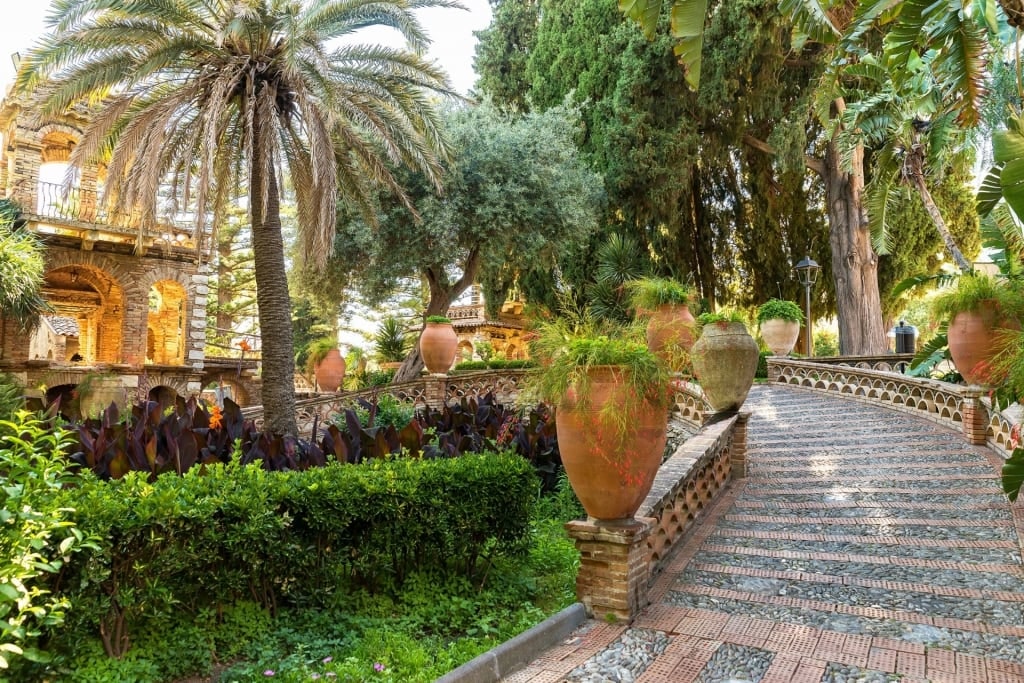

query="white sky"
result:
[0,1,492,95]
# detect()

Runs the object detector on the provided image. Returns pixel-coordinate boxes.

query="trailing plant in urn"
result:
[931,273,1022,385]
[529,317,672,521]
[306,337,345,392]
[626,276,696,371]
[756,299,804,357]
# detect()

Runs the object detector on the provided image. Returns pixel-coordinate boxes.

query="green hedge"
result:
[49,454,536,661]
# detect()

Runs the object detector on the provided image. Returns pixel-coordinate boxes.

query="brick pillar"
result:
[767,358,782,382]
[961,391,989,446]
[565,517,654,622]
[731,411,751,478]
[422,375,448,410]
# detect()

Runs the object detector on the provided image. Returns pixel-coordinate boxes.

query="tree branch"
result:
[741,134,826,178]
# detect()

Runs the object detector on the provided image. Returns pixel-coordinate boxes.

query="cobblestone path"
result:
[504,384,1024,683]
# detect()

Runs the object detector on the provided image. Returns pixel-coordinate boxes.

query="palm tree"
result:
[0,199,48,331]
[17,0,455,435]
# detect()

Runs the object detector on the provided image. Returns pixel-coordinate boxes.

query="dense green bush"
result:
[0,414,96,672]
[39,454,535,667]
[453,359,536,372]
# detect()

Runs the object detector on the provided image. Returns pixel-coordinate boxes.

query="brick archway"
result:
[40,259,125,364]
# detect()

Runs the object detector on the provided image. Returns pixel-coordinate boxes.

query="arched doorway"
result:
[148,385,178,412]
[39,265,124,364]
[147,280,186,365]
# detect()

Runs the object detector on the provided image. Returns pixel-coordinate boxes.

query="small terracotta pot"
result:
[760,319,801,357]
[556,366,668,521]
[646,304,696,370]
[419,322,458,374]
[691,322,759,412]
[314,348,346,392]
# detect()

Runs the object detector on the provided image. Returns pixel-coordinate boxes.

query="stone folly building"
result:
[0,91,259,414]
[447,286,529,362]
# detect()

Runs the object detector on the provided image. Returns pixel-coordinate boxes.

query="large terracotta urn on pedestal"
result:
[947,301,1013,386]
[646,304,696,370]
[691,322,759,411]
[314,348,346,392]
[420,321,458,374]
[760,319,801,357]
[557,367,668,521]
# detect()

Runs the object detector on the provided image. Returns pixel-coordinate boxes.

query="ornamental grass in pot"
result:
[306,337,345,392]
[691,311,759,412]
[626,276,696,372]
[420,315,458,374]
[756,298,804,357]
[529,320,672,521]
[931,272,1022,386]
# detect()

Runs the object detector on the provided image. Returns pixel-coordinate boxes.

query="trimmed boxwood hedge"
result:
[453,359,536,372]
[53,454,536,659]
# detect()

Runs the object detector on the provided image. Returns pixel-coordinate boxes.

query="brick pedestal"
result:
[962,390,989,446]
[566,517,654,622]
[731,411,751,478]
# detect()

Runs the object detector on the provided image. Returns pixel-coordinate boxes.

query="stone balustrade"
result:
[767,357,1018,456]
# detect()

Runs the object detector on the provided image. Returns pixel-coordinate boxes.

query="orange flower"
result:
[238,339,252,352]
[209,404,223,430]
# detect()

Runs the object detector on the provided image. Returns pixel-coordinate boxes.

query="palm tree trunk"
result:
[250,120,298,436]
[907,145,973,273]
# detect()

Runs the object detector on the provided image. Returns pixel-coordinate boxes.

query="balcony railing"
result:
[19,182,209,250]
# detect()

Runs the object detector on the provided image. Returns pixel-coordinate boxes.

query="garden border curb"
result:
[434,602,587,683]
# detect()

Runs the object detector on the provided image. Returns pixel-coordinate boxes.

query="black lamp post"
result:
[794,256,820,357]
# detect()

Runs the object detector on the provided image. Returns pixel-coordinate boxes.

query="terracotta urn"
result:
[947,301,1015,386]
[420,322,458,374]
[646,303,696,370]
[314,348,346,392]
[760,319,801,357]
[556,366,668,521]
[691,322,759,411]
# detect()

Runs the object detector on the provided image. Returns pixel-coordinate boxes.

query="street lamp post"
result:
[794,256,821,357]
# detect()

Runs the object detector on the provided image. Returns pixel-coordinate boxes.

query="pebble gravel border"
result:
[821,662,900,682]
[693,643,773,683]
[565,628,669,683]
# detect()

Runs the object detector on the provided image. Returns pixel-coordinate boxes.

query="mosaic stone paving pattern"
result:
[503,385,1024,683]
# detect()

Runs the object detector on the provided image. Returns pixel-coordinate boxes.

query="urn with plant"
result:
[530,320,672,521]
[691,311,759,412]
[931,273,1022,386]
[626,276,696,371]
[420,315,458,375]
[306,337,345,392]
[756,298,804,357]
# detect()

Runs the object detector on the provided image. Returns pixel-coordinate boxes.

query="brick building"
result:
[0,90,256,414]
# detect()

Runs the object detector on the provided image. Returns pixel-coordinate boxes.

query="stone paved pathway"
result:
[504,384,1024,683]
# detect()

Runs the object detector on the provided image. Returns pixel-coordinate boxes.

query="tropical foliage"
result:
[0,199,48,331]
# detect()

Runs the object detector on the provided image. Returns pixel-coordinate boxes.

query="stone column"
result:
[565,517,654,622]
[961,390,989,446]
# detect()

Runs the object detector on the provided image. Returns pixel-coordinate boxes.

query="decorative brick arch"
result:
[44,252,132,291]
[42,255,127,364]
[30,122,83,148]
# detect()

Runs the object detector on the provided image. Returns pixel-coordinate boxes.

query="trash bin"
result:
[894,320,916,354]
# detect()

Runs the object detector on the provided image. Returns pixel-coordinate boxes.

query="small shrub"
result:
[813,329,839,357]
[424,315,451,324]
[756,298,804,324]
[453,360,488,372]
[756,351,770,379]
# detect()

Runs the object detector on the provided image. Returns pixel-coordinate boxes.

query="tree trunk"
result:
[393,253,482,383]
[250,119,298,436]
[820,140,888,355]
[907,144,973,273]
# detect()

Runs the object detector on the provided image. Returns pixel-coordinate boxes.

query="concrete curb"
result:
[434,602,588,683]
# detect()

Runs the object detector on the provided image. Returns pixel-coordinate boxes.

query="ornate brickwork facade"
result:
[0,92,212,412]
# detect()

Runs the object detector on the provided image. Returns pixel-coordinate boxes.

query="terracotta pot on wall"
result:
[314,348,346,392]
[947,301,1015,386]
[556,366,668,521]
[691,322,759,412]
[646,304,696,370]
[760,319,801,357]
[420,322,458,374]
